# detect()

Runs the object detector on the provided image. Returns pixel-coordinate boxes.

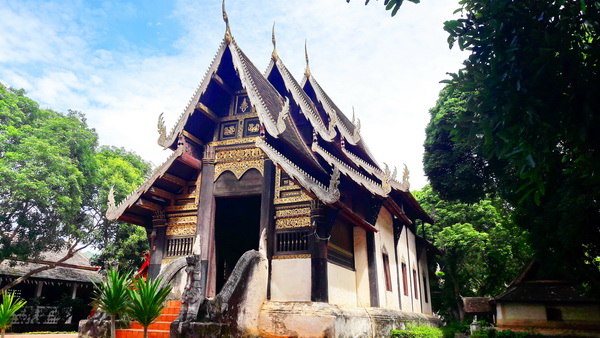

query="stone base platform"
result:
[257,301,441,338]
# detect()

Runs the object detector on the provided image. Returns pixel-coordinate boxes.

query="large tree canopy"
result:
[436,0,600,285]
[414,185,532,321]
[0,83,150,289]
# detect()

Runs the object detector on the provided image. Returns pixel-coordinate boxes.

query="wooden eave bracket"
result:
[383,197,412,225]
[333,201,378,233]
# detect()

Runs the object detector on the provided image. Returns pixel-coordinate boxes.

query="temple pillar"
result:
[366,229,380,307]
[196,145,216,298]
[148,215,167,279]
[310,200,337,302]
[260,160,276,299]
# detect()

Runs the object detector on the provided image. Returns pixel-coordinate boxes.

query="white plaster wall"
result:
[271,258,311,301]
[354,226,370,307]
[407,228,422,313]
[396,226,421,313]
[328,262,357,306]
[374,207,400,310]
[418,248,432,315]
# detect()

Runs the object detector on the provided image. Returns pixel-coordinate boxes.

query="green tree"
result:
[413,185,532,321]
[93,268,132,338]
[91,146,151,270]
[435,0,600,286]
[0,292,26,338]
[0,83,151,291]
[127,277,171,338]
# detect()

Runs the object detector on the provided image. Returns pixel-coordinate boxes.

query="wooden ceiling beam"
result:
[161,173,187,187]
[211,73,235,96]
[195,102,220,122]
[136,198,162,212]
[147,187,175,200]
[119,213,147,226]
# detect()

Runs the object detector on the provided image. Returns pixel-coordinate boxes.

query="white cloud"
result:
[0,0,468,190]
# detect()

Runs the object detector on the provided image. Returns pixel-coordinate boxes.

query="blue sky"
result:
[0,0,468,190]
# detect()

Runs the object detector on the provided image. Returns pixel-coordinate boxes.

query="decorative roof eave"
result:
[229,40,288,138]
[157,41,228,149]
[106,147,184,221]
[312,140,390,197]
[306,75,361,145]
[266,57,334,142]
[256,138,340,204]
[341,147,410,192]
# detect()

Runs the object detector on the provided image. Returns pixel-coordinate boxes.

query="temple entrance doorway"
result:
[214,195,261,293]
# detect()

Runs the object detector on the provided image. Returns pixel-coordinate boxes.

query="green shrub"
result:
[391,323,443,338]
[471,328,533,338]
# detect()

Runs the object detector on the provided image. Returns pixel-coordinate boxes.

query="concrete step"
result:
[115,328,169,338]
[129,321,172,331]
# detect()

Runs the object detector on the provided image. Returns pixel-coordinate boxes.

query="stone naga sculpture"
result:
[177,254,203,322]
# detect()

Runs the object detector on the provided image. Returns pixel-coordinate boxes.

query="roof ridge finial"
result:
[304,39,311,77]
[271,22,278,60]
[222,0,232,45]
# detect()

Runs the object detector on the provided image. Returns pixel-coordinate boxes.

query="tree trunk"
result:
[111,315,116,338]
[2,328,5,338]
[144,326,148,338]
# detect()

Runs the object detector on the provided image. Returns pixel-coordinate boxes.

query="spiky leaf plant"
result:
[92,268,131,338]
[127,277,171,338]
[0,292,26,338]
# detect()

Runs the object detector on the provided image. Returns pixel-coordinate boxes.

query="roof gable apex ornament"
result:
[304,39,311,78]
[276,97,290,134]
[401,164,410,191]
[222,0,232,45]
[271,22,278,60]
[353,117,361,142]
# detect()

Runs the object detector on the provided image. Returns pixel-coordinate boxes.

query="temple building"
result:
[104,7,439,337]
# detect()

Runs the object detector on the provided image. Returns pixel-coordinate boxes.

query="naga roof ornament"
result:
[157,112,168,148]
[222,0,232,45]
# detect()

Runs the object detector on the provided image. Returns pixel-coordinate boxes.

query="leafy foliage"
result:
[127,277,171,338]
[433,0,600,287]
[391,323,443,338]
[414,186,532,321]
[0,84,98,262]
[345,0,420,17]
[0,291,26,335]
[0,83,151,288]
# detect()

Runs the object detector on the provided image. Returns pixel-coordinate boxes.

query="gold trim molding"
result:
[272,254,311,260]
[275,216,311,229]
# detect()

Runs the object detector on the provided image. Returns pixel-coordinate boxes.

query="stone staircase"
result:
[115,300,181,338]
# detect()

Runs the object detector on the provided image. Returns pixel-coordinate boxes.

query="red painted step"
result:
[116,300,181,338]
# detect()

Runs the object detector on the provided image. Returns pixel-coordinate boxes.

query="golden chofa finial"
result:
[304,39,311,77]
[271,22,278,60]
[222,0,232,45]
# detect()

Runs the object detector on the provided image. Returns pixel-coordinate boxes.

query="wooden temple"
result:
[105,6,439,336]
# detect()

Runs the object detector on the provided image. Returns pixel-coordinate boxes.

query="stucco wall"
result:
[328,262,357,306]
[354,226,370,307]
[397,225,421,313]
[270,258,311,301]
[374,207,400,310]
[418,249,432,315]
[498,303,600,327]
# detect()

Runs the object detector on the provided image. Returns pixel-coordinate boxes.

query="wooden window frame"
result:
[383,252,392,291]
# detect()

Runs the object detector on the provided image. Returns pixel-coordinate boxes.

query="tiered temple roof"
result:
[107,13,432,227]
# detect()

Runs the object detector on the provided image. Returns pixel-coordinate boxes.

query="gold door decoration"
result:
[214,147,265,181]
